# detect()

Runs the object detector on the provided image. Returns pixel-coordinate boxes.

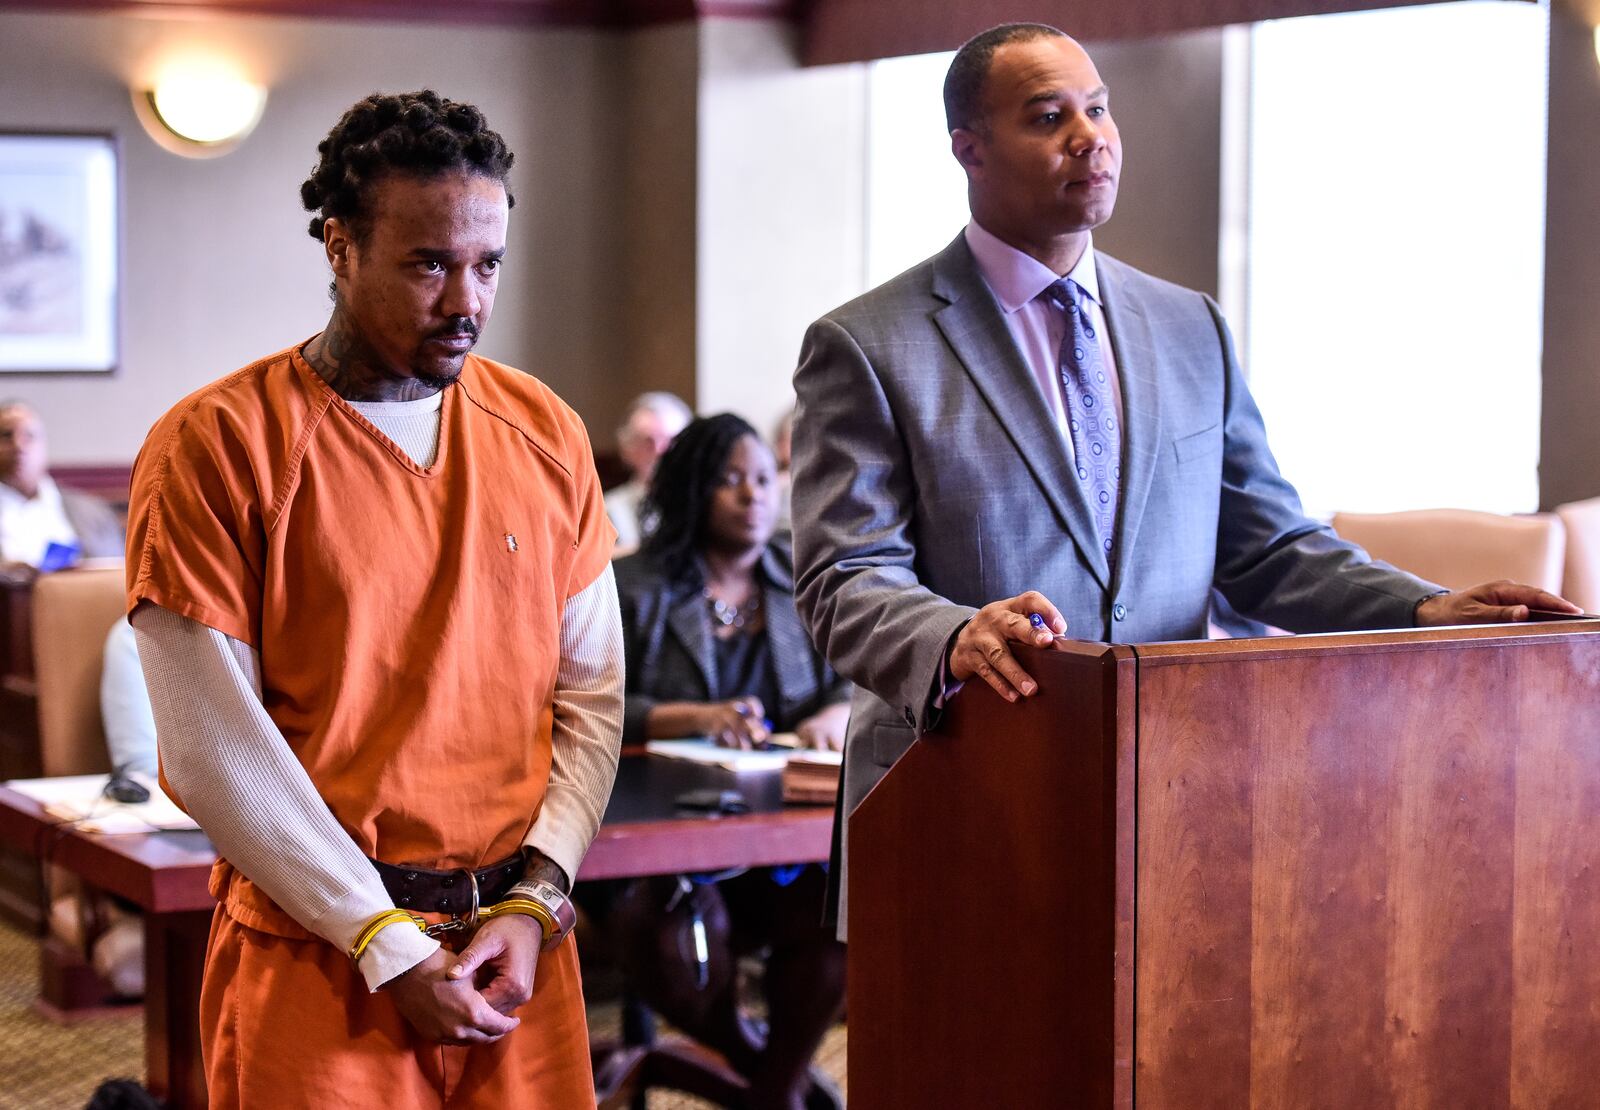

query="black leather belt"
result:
[370,852,527,917]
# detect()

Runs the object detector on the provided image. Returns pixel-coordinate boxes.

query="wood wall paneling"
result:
[802,0,1535,65]
[0,0,793,27]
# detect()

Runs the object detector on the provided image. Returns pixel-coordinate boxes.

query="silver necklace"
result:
[704,589,762,629]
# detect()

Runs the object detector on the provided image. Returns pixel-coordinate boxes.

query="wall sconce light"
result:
[133,63,266,158]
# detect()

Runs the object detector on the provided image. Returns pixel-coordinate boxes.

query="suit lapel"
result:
[931,237,1112,588]
[666,588,717,699]
[1098,257,1164,594]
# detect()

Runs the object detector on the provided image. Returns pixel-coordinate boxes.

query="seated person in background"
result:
[0,400,124,578]
[102,616,157,778]
[608,413,848,1110]
[605,390,693,553]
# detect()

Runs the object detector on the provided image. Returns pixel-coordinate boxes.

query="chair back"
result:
[1330,509,1565,594]
[31,566,126,777]
[1555,496,1600,613]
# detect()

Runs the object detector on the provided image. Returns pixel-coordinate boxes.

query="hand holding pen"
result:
[947,590,1071,704]
[704,696,772,749]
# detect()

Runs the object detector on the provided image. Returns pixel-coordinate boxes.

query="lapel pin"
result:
[504,533,519,552]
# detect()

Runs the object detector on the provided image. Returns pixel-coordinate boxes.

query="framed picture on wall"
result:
[0,132,118,374]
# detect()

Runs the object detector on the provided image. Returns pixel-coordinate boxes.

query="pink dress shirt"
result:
[963,219,1124,456]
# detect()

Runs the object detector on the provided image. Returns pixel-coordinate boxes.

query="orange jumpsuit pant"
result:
[197,908,595,1109]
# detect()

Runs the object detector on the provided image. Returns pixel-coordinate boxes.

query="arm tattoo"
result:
[523,849,571,895]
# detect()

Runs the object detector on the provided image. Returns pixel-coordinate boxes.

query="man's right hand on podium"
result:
[949,591,1072,703]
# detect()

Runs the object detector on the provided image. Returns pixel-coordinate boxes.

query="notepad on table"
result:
[644,740,791,772]
[4,773,200,834]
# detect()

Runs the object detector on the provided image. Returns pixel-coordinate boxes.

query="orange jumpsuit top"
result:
[126,344,614,936]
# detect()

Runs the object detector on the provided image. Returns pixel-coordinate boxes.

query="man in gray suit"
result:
[790,23,1574,935]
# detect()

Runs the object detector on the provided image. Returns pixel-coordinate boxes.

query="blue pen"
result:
[1028,611,1067,640]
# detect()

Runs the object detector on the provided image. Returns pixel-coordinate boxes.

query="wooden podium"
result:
[848,623,1600,1108]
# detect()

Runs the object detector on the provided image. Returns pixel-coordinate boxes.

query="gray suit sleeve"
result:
[1206,299,1444,630]
[791,316,975,733]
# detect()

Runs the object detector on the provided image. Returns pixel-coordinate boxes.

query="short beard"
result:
[413,361,464,392]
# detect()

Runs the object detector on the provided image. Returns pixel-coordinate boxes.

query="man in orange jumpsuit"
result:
[125,90,623,1107]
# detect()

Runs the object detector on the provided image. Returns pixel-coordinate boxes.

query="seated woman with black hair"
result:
[610,413,848,1110]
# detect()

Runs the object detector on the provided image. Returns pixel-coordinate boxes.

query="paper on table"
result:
[644,740,790,772]
[751,734,842,763]
[4,773,200,834]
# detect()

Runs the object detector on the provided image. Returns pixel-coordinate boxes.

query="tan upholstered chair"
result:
[1555,496,1600,614]
[31,566,125,778]
[1329,509,1566,594]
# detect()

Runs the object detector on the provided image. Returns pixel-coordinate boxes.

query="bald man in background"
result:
[0,400,123,578]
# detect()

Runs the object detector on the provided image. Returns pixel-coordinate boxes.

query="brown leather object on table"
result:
[848,624,1600,1108]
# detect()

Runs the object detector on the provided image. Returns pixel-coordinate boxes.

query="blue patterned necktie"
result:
[1046,277,1121,556]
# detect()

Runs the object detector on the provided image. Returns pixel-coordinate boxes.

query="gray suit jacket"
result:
[790,233,1440,935]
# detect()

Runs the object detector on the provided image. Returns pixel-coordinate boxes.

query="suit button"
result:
[903,707,915,726]
[1113,603,1127,621]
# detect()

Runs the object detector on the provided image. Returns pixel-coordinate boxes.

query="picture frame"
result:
[0,132,119,374]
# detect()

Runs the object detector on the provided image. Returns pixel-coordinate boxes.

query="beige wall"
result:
[0,10,618,464]
[695,19,867,438]
[0,11,1228,468]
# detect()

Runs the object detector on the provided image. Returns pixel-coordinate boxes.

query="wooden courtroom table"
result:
[0,755,832,1109]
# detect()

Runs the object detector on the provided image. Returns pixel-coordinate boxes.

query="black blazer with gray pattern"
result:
[614,537,850,743]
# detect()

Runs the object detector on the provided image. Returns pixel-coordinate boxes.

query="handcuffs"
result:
[349,871,576,964]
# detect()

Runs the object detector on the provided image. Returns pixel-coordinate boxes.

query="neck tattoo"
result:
[305,310,443,403]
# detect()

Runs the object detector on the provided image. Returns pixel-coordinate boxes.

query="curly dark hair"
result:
[943,22,1067,134]
[640,413,763,584]
[300,89,515,242]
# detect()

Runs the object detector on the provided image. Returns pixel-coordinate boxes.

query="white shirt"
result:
[604,479,647,553]
[0,475,79,566]
[963,220,1125,457]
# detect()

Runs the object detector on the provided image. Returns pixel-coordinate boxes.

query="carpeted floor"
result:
[0,919,845,1109]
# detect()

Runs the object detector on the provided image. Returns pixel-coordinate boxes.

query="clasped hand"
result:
[387,913,543,1045]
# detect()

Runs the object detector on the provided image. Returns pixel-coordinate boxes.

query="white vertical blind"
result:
[1243,0,1548,516]
[865,50,966,288]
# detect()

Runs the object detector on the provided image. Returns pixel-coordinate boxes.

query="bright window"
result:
[1241,1,1548,516]
[865,50,965,288]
